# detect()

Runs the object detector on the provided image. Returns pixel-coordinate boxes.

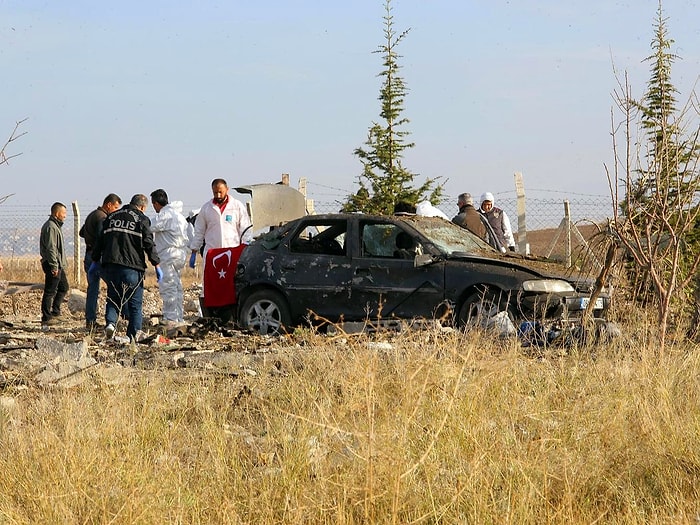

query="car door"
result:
[278,218,356,322]
[350,220,446,321]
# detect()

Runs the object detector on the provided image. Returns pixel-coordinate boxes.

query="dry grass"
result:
[1,310,700,523]
[2,261,700,523]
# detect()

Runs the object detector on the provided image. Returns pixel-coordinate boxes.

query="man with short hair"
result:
[39,202,69,328]
[189,179,252,258]
[150,188,188,325]
[188,178,252,322]
[452,193,487,240]
[80,193,122,330]
[92,194,161,341]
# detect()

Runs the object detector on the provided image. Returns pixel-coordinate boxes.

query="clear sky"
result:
[2,0,700,213]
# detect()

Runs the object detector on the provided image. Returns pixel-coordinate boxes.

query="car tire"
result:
[239,289,291,336]
[457,289,514,332]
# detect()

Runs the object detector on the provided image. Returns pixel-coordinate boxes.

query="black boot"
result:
[199,297,212,318]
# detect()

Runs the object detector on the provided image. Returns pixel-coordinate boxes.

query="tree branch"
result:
[0,118,28,167]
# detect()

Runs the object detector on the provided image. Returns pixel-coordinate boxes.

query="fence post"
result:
[72,201,81,286]
[564,200,572,267]
[544,199,572,267]
[514,172,527,254]
[298,177,315,215]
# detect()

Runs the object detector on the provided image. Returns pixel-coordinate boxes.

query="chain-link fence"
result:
[495,196,615,262]
[0,202,208,255]
[309,194,615,264]
[0,204,69,258]
[0,195,615,280]
[0,202,204,284]
[309,196,613,228]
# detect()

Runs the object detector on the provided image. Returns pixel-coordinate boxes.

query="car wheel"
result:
[239,289,291,335]
[457,289,516,334]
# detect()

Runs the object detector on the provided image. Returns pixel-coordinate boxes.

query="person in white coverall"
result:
[150,189,189,324]
[185,208,201,251]
[415,200,450,220]
[188,178,253,320]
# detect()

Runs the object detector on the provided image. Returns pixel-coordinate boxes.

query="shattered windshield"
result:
[402,216,496,255]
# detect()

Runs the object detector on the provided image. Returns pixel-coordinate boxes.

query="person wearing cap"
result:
[452,193,487,240]
[479,192,516,252]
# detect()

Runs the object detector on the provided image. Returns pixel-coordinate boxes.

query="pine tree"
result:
[343,0,442,215]
[626,2,699,226]
[611,1,700,349]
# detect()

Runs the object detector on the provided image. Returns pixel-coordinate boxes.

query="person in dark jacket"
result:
[39,202,69,328]
[91,194,162,341]
[452,193,487,240]
[79,193,122,330]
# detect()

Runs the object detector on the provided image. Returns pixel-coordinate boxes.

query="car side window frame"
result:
[288,219,348,257]
[360,221,422,259]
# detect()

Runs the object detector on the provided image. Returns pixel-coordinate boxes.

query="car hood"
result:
[447,252,598,293]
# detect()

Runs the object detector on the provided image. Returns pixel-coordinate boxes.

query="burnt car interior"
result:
[289,220,347,256]
[360,222,424,259]
[394,232,416,259]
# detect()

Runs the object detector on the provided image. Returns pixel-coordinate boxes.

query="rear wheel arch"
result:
[237,283,286,309]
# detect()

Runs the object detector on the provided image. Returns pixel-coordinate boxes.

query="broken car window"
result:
[360,222,423,259]
[289,220,347,256]
[401,216,494,255]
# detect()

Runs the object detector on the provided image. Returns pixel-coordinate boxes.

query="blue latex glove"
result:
[188,251,197,269]
[155,266,163,283]
[88,261,100,279]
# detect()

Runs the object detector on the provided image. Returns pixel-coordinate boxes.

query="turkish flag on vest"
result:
[203,245,246,307]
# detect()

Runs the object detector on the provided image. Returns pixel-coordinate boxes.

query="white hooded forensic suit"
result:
[151,201,189,323]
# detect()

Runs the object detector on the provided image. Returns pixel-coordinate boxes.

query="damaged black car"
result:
[234,213,615,343]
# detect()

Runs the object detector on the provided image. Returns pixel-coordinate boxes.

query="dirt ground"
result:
[521,223,606,259]
[0,278,294,391]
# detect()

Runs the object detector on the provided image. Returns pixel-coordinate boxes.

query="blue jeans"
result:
[83,256,102,323]
[102,264,144,340]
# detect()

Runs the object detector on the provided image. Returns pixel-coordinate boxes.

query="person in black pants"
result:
[39,202,70,329]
